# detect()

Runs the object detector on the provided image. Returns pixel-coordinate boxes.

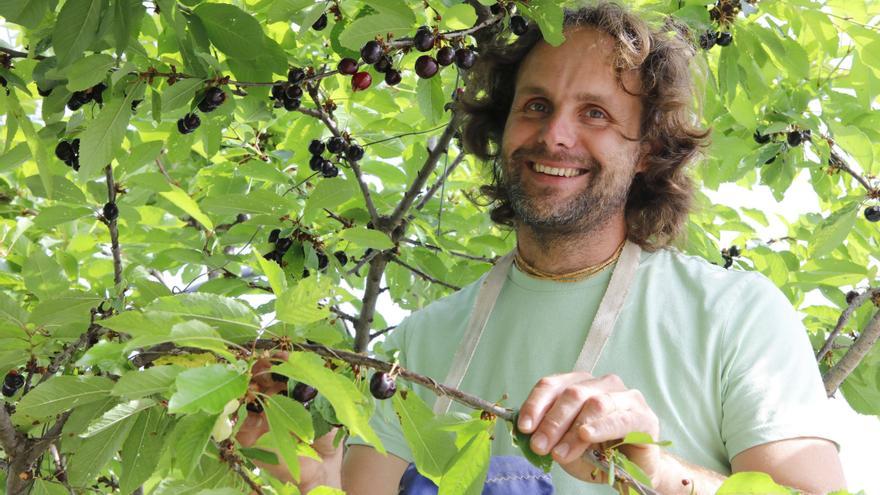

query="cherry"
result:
[268,228,280,243]
[246,400,263,413]
[312,13,328,31]
[102,202,119,222]
[865,205,880,222]
[437,47,455,66]
[309,139,325,155]
[699,30,717,50]
[67,90,91,111]
[490,3,502,15]
[275,237,293,255]
[361,40,383,64]
[787,130,803,147]
[415,55,439,79]
[321,160,339,178]
[334,250,348,265]
[454,48,476,70]
[288,67,306,85]
[384,69,402,86]
[317,251,329,270]
[3,371,24,397]
[283,98,301,111]
[37,86,52,97]
[271,82,287,101]
[309,154,324,171]
[510,15,528,36]
[753,130,771,144]
[716,31,733,46]
[90,82,108,105]
[285,84,303,100]
[414,26,435,52]
[845,290,859,304]
[728,245,740,257]
[327,136,346,154]
[345,144,364,162]
[338,58,358,75]
[270,372,288,384]
[292,382,318,403]
[177,113,201,134]
[370,372,396,400]
[374,55,393,73]
[351,71,372,92]
[55,141,75,162]
[197,87,226,113]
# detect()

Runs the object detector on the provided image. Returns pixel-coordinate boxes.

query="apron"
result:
[399,241,642,494]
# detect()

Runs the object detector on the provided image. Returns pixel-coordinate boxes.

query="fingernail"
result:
[532,433,547,452]
[519,415,533,431]
[552,442,569,458]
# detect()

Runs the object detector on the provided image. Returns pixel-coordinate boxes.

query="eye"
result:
[586,108,607,119]
[525,101,549,113]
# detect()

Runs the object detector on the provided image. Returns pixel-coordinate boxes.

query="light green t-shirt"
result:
[349,248,837,493]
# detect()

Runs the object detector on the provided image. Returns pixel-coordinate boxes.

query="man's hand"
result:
[516,372,664,486]
[236,352,343,491]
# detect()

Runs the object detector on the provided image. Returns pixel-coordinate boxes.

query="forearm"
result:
[654,452,726,495]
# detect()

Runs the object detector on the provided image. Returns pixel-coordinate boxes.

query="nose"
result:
[538,112,576,150]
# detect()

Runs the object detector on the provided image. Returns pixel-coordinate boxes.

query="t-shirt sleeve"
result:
[719,273,840,460]
[345,318,415,463]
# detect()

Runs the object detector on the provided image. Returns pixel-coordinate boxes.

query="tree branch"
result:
[304,81,380,223]
[353,255,389,352]
[387,110,464,231]
[389,256,461,291]
[825,137,878,194]
[0,404,23,455]
[823,308,880,396]
[414,152,466,212]
[816,287,880,362]
[105,165,123,291]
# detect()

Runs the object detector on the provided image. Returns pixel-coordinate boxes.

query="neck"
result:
[515,215,628,275]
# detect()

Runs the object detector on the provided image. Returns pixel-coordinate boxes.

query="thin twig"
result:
[824,308,880,396]
[816,287,880,362]
[369,325,397,341]
[414,153,466,212]
[401,239,498,264]
[390,256,461,291]
[362,124,449,147]
[105,165,123,291]
[0,47,46,60]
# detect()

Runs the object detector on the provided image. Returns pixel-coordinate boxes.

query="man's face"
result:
[500,27,646,235]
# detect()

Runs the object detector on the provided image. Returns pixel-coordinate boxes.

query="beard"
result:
[501,146,637,237]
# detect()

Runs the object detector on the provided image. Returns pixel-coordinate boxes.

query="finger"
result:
[235,409,269,447]
[517,372,588,433]
[577,389,659,445]
[524,374,627,455]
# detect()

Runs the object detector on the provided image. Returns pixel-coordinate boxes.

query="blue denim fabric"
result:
[398,456,554,494]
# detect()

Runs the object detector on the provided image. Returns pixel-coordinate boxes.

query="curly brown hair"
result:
[460,2,710,250]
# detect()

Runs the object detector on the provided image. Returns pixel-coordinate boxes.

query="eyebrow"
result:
[516,85,613,105]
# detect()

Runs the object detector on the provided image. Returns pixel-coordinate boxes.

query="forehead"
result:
[514,27,642,113]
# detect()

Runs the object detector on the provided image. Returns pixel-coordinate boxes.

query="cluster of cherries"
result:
[309,137,363,178]
[67,83,108,111]
[721,245,740,269]
[271,67,307,111]
[2,370,24,397]
[54,138,81,171]
[753,128,812,164]
[699,30,733,50]
[177,86,228,135]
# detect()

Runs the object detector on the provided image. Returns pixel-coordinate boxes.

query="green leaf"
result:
[112,365,184,399]
[171,412,216,478]
[28,291,103,331]
[160,185,215,231]
[0,292,27,328]
[194,3,267,59]
[441,4,478,30]
[79,84,144,180]
[272,352,385,453]
[160,77,205,113]
[339,13,414,52]
[33,205,95,229]
[520,0,565,47]
[0,0,53,29]
[145,293,261,343]
[392,391,456,483]
[65,54,115,92]
[30,479,68,495]
[809,201,859,259]
[303,178,360,223]
[417,76,445,125]
[16,376,114,419]
[510,414,553,473]
[275,277,331,326]
[23,249,68,301]
[119,407,172,495]
[438,429,491,495]
[201,190,292,218]
[264,402,303,482]
[716,472,794,494]
[265,393,315,443]
[81,398,156,437]
[167,364,249,414]
[254,252,287,295]
[52,0,106,68]
[339,226,394,250]
[112,0,146,56]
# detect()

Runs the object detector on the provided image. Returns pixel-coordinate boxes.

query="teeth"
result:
[532,162,584,178]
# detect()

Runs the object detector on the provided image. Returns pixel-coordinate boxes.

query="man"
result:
[240,3,845,493]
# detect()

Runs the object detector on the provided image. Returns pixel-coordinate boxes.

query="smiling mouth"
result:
[527,161,589,178]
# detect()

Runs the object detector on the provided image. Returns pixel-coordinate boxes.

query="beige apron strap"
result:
[433,251,515,415]
[432,241,642,416]
[572,240,641,373]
